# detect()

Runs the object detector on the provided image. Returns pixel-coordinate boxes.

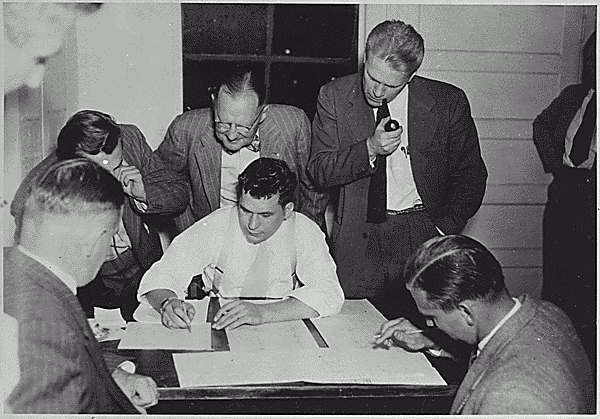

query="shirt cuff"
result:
[133,199,148,212]
[118,360,136,374]
[435,226,445,236]
[426,347,444,357]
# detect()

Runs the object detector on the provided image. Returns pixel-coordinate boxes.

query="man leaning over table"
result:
[138,157,344,330]
[374,235,595,415]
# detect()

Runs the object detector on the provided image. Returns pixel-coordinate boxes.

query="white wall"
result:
[71,3,182,148]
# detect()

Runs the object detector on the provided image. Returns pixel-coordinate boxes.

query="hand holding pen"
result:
[160,297,195,332]
[373,317,434,351]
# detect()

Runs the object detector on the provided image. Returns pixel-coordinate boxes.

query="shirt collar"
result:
[478,297,521,354]
[17,245,79,295]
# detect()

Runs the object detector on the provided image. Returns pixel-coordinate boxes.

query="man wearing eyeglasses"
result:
[156,65,328,236]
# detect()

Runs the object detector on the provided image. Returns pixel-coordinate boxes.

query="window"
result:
[182,3,359,120]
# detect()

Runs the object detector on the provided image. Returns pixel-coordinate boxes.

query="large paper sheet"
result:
[312,299,387,349]
[118,322,212,350]
[133,299,210,324]
[226,320,320,351]
[173,347,446,387]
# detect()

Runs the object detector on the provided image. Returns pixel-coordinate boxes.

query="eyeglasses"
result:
[213,106,264,137]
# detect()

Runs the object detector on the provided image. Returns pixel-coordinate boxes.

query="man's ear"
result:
[458,300,476,327]
[283,201,294,219]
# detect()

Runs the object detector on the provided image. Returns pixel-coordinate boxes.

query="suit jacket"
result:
[11,124,189,271]
[452,295,595,414]
[156,104,328,234]
[3,247,139,414]
[308,73,487,295]
[533,83,596,173]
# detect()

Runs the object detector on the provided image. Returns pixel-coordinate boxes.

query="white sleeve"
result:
[288,214,344,317]
[137,209,226,302]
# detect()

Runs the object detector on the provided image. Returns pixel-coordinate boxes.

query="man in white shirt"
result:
[374,235,594,415]
[138,157,344,330]
[4,159,158,413]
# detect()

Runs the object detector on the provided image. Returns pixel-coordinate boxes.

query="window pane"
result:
[272,5,358,59]
[183,60,266,110]
[182,4,268,55]
[270,62,356,120]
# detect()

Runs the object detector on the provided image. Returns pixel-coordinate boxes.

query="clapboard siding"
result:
[361,5,595,298]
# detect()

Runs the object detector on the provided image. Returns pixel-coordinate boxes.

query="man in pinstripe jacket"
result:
[11,110,189,321]
[5,159,158,413]
[156,66,328,235]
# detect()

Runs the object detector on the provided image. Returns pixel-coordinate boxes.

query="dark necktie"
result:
[570,92,596,167]
[365,105,388,224]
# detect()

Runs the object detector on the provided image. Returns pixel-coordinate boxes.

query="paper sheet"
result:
[118,322,212,350]
[226,320,320,351]
[312,300,387,349]
[133,299,210,324]
[173,347,446,387]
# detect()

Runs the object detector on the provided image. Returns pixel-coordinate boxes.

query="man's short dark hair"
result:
[217,65,267,106]
[24,158,124,216]
[236,157,297,207]
[405,235,506,312]
[56,110,121,160]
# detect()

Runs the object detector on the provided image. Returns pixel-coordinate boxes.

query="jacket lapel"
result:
[345,75,376,143]
[194,129,222,212]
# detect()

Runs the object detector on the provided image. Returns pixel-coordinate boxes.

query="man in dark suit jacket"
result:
[532,31,596,366]
[4,159,158,413]
[11,110,189,321]
[308,20,487,320]
[375,235,595,414]
[156,65,328,235]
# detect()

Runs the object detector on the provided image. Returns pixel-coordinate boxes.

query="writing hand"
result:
[161,298,196,330]
[373,317,434,352]
[212,300,265,330]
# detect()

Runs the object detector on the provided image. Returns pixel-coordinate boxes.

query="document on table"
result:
[227,320,320,351]
[133,299,210,324]
[173,347,446,387]
[312,299,387,349]
[118,322,212,350]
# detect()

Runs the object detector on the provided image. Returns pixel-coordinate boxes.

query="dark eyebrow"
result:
[239,203,273,216]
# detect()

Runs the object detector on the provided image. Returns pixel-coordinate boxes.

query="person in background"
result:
[374,235,595,414]
[11,110,189,321]
[3,2,101,95]
[307,20,487,321]
[138,157,344,331]
[3,3,101,411]
[156,65,329,236]
[532,31,596,366]
[4,159,159,413]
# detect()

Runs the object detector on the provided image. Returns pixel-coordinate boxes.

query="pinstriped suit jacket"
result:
[156,104,328,234]
[11,124,189,270]
[3,247,139,414]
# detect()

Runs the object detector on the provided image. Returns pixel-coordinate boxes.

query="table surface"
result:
[106,298,464,414]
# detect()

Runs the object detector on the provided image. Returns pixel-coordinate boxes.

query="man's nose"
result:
[373,83,386,98]
[248,214,260,230]
[226,124,239,140]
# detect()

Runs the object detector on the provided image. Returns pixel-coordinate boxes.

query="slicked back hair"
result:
[236,157,297,208]
[405,235,506,312]
[365,20,424,74]
[217,65,267,106]
[24,158,124,217]
[56,110,120,160]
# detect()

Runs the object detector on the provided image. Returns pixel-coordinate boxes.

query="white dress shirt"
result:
[563,88,596,170]
[477,297,521,356]
[138,206,344,317]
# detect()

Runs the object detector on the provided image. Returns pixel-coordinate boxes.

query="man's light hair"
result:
[365,20,424,74]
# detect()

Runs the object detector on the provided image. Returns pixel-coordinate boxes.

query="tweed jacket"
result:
[156,104,328,234]
[3,247,139,414]
[533,83,596,174]
[10,124,188,270]
[452,294,595,414]
[308,73,487,295]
